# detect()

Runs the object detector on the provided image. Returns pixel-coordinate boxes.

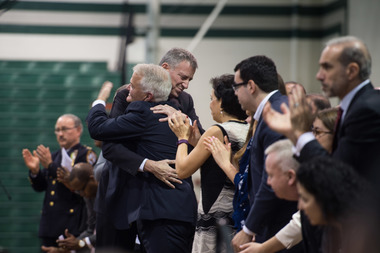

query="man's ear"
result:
[144,93,154,102]
[346,62,359,81]
[161,62,170,70]
[247,80,256,94]
[288,169,297,185]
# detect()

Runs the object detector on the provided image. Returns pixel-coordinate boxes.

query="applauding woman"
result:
[169,74,249,253]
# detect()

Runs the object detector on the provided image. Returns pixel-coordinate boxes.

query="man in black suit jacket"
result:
[91,48,202,252]
[230,56,300,252]
[87,64,198,253]
[263,36,380,252]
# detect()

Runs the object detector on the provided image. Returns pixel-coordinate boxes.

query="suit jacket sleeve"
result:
[87,102,148,142]
[29,151,59,192]
[87,102,147,175]
[298,139,329,163]
[102,142,144,176]
[107,87,144,175]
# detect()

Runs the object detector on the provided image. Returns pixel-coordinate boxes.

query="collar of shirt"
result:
[339,79,370,121]
[253,90,278,122]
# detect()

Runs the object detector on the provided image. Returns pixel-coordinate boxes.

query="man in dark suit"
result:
[263,36,380,181]
[22,114,97,249]
[263,36,380,252]
[230,56,300,252]
[87,64,198,253]
[91,48,202,252]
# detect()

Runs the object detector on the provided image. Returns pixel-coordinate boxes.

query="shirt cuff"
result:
[84,237,93,249]
[92,100,106,107]
[275,211,302,249]
[242,225,254,236]
[29,171,39,178]
[294,132,315,156]
[139,158,148,172]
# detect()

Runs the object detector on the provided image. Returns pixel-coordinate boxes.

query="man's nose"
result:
[182,80,189,89]
[316,69,323,81]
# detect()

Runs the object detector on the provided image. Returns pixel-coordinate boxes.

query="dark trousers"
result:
[137,219,195,253]
[96,212,140,252]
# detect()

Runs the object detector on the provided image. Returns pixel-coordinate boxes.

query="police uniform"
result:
[29,143,97,247]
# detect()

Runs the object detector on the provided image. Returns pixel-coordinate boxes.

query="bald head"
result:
[69,162,93,182]
[68,163,97,198]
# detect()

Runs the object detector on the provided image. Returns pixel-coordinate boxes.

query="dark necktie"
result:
[332,107,343,151]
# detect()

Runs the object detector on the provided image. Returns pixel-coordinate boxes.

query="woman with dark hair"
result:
[297,156,365,253]
[169,74,249,253]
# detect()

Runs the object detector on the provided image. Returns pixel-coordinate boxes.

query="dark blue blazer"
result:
[300,82,380,182]
[244,91,299,246]
[101,90,203,177]
[87,101,198,228]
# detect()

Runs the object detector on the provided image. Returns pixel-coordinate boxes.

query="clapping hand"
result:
[22,149,40,175]
[203,136,232,170]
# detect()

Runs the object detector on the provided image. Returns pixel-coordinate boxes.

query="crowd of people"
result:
[21,35,380,253]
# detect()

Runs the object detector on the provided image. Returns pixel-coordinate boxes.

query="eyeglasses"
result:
[232,81,248,91]
[54,126,77,134]
[311,127,332,137]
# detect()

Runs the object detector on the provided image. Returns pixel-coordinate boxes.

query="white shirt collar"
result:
[253,90,278,121]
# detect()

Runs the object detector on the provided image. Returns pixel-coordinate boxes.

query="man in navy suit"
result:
[87,64,198,253]
[230,56,300,252]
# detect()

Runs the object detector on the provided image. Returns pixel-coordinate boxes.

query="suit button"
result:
[70,209,74,213]
[52,180,56,185]
[49,201,54,206]
[51,191,55,196]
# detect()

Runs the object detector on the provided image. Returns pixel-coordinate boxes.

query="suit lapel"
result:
[334,82,374,147]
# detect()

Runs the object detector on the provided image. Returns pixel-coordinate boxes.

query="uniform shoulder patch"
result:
[86,150,97,166]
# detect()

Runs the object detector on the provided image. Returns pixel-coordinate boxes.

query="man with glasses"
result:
[230,56,301,253]
[22,114,97,249]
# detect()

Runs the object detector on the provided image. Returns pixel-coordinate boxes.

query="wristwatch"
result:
[78,239,86,248]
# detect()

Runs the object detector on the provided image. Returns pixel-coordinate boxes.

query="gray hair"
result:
[265,139,299,172]
[326,36,372,81]
[60,113,83,131]
[133,64,172,102]
[159,47,198,70]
